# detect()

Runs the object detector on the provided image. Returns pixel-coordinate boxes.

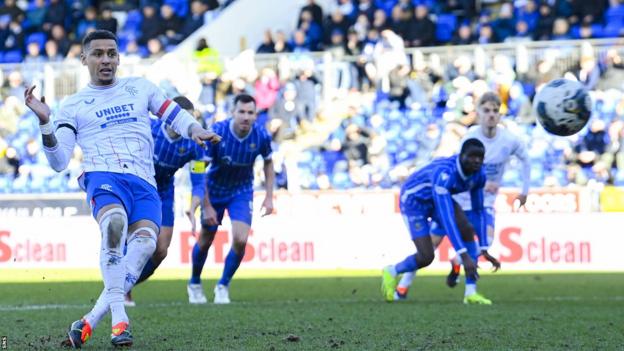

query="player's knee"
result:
[129,227,158,256]
[99,208,128,250]
[153,246,168,264]
[418,250,435,267]
[232,238,247,254]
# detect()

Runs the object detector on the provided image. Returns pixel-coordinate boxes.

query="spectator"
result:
[25,0,47,31]
[299,0,323,26]
[298,9,323,50]
[551,18,571,40]
[0,0,24,23]
[76,6,97,39]
[341,123,371,167]
[477,24,495,44]
[122,40,143,61]
[372,8,390,31]
[389,5,409,39]
[50,24,70,56]
[96,6,118,34]
[160,4,182,45]
[45,39,64,62]
[42,0,66,33]
[533,4,555,41]
[294,69,318,122]
[254,67,280,112]
[3,71,26,100]
[357,0,376,22]
[23,42,46,65]
[1,20,25,53]
[569,0,609,24]
[181,0,206,38]
[139,4,163,45]
[257,30,275,54]
[492,3,515,42]
[269,83,300,142]
[64,42,82,63]
[273,30,292,54]
[147,37,165,59]
[0,145,20,177]
[194,38,223,76]
[323,10,350,46]
[505,20,532,43]
[353,13,371,41]
[516,0,539,31]
[452,23,474,45]
[291,29,311,53]
[406,5,436,47]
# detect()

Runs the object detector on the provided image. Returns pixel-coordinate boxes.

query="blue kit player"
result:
[124,96,209,306]
[381,138,487,303]
[187,93,275,304]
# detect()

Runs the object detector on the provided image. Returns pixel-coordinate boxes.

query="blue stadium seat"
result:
[26,32,47,48]
[2,50,23,63]
[123,10,142,32]
[0,175,10,193]
[435,14,457,43]
[164,0,189,17]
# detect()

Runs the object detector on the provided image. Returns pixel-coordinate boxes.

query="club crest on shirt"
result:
[249,143,256,150]
[125,85,138,96]
[178,146,187,155]
[413,221,423,231]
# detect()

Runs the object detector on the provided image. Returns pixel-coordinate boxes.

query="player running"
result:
[381,139,486,303]
[187,93,275,304]
[124,96,209,306]
[24,30,220,348]
[396,92,530,304]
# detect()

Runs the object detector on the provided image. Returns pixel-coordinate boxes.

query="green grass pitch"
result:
[1,270,623,350]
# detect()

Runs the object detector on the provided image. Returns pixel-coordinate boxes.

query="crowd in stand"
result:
[3,0,624,193]
[0,0,229,62]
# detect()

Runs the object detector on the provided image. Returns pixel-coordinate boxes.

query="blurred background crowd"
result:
[2,0,624,193]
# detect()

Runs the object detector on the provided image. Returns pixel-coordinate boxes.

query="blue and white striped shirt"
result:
[151,119,207,196]
[400,155,486,253]
[204,119,272,200]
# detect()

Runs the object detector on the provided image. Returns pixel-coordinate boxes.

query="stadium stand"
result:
[1,0,624,192]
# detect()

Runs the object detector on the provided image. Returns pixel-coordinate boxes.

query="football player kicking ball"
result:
[124,96,210,306]
[396,92,530,304]
[382,139,487,303]
[24,30,220,348]
[187,94,275,304]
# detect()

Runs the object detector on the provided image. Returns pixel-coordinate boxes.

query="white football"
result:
[533,79,592,136]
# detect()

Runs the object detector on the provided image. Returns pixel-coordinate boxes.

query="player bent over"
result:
[382,139,486,304]
[396,92,529,304]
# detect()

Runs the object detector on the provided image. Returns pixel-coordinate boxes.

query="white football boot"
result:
[213,284,230,304]
[187,283,207,304]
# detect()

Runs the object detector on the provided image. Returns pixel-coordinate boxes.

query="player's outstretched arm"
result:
[24,85,76,172]
[189,123,221,148]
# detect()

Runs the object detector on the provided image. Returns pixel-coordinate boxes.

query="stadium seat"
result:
[26,32,47,48]
[2,50,23,63]
[435,14,457,43]
[0,175,10,193]
[123,10,142,32]
[165,0,189,17]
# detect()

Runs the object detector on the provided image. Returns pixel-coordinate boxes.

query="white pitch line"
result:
[1,296,623,312]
